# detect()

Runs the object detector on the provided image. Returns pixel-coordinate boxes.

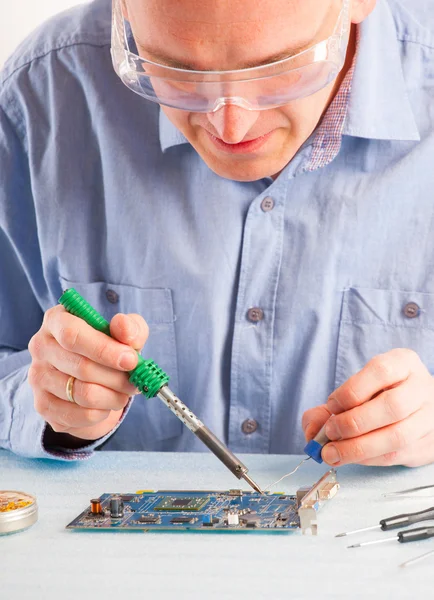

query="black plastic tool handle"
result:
[380,506,434,530]
[398,526,434,543]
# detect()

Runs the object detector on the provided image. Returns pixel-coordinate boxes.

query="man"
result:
[1,0,434,468]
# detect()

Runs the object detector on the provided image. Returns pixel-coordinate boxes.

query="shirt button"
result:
[403,302,420,318]
[106,289,119,304]
[261,196,275,212]
[241,419,258,435]
[247,307,264,322]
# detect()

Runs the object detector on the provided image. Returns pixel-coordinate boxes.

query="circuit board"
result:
[66,490,300,533]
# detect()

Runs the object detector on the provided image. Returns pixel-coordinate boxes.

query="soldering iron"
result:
[58,288,263,495]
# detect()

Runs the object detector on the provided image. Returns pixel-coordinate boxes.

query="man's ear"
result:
[351,0,376,24]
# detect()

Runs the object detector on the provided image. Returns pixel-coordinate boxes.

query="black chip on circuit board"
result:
[154,497,209,511]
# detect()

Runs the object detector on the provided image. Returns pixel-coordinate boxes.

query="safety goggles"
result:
[111,0,351,112]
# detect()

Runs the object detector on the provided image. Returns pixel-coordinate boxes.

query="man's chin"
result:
[198,150,290,182]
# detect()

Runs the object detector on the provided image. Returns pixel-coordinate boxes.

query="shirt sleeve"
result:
[0,102,129,460]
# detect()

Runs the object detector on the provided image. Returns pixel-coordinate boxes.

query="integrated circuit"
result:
[154,496,209,512]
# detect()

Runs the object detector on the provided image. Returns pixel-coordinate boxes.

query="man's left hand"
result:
[302,348,434,467]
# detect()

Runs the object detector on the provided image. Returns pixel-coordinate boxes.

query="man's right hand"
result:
[28,304,149,442]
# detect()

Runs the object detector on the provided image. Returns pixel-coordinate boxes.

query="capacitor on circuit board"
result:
[110,498,124,519]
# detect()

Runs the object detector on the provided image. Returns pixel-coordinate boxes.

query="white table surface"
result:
[2,449,434,599]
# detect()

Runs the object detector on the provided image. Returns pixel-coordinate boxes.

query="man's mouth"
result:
[205,130,275,154]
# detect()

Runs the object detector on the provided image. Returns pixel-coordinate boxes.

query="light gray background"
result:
[1,1,88,67]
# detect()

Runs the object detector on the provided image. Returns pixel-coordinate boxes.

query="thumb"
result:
[302,404,332,442]
[110,313,149,351]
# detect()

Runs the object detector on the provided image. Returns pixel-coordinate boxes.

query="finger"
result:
[324,378,422,441]
[34,389,111,429]
[45,408,125,440]
[44,305,138,371]
[40,336,138,395]
[31,365,131,411]
[110,313,149,352]
[327,348,422,415]
[321,407,431,466]
[302,405,332,441]
[360,431,434,468]
[46,420,71,434]
[400,431,434,468]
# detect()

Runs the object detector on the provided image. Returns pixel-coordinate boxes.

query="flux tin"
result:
[0,491,38,535]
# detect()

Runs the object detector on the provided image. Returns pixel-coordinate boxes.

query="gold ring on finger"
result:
[66,376,76,403]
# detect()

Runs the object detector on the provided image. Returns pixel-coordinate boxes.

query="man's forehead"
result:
[125,0,335,70]
[126,0,333,30]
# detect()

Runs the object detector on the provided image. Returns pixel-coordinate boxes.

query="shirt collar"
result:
[159,0,420,153]
[343,0,420,142]
[159,109,188,152]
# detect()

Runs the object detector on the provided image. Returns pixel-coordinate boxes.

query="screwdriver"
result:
[348,526,434,548]
[336,506,434,537]
[304,424,330,463]
[58,288,263,495]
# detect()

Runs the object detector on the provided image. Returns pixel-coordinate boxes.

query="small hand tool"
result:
[348,525,434,548]
[304,423,330,463]
[383,484,434,498]
[59,288,263,494]
[336,506,434,538]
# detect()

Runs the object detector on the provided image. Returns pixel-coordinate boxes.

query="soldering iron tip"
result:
[335,533,347,538]
[242,473,265,495]
[347,544,361,549]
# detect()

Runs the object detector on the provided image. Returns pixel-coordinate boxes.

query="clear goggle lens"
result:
[111,0,351,112]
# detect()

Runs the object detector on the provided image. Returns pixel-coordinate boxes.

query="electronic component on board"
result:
[227,512,240,526]
[170,517,195,524]
[138,515,160,524]
[154,496,209,512]
[109,498,124,518]
[90,499,103,516]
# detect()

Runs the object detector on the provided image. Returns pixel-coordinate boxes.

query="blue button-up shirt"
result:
[1,0,433,459]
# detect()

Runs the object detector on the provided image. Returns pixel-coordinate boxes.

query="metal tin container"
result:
[0,491,38,535]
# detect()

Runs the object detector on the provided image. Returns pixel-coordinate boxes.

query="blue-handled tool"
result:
[304,424,330,464]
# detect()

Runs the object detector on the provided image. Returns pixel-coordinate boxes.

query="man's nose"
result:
[206,103,260,144]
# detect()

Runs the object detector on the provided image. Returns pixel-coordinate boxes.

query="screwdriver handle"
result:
[398,526,434,543]
[380,506,434,530]
[304,424,330,464]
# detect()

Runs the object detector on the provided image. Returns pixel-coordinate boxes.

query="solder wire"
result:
[263,457,311,491]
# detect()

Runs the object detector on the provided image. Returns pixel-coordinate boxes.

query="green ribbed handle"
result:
[58,288,169,398]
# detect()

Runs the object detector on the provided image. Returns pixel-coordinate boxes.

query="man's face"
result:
[126,0,373,181]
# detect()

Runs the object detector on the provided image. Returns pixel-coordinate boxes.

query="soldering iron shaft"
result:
[58,288,264,495]
[157,387,264,494]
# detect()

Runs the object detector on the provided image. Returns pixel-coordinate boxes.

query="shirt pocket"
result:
[59,277,182,445]
[335,287,434,389]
